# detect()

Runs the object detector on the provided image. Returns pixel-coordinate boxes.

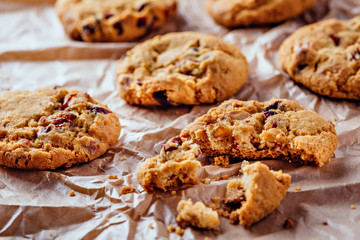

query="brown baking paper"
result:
[1,0,360,239]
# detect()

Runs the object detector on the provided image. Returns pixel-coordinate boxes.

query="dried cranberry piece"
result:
[153,91,170,106]
[163,136,183,152]
[83,24,95,35]
[171,136,183,146]
[297,64,307,71]
[53,113,76,126]
[113,22,123,35]
[138,3,149,12]
[184,71,193,76]
[105,13,114,19]
[60,94,77,110]
[264,101,280,112]
[192,47,199,52]
[329,34,340,46]
[350,49,360,61]
[272,121,278,128]
[264,111,277,119]
[90,107,111,114]
[137,17,147,27]
[42,126,52,133]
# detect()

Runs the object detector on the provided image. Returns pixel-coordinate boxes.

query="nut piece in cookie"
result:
[225,161,291,227]
[117,31,248,106]
[137,136,201,192]
[176,199,220,230]
[0,87,121,170]
[279,16,360,99]
[182,98,338,167]
[206,0,317,27]
[55,0,177,42]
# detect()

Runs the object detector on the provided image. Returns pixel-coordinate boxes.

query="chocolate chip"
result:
[113,22,123,35]
[153,91,170,106]
[137,17,147,27]
[264,101,280,112]
[329,34,340,46]
[90,107,111,114]
[138,3,149,12]
[184,71,193,76]
[83,24,95,35]
[192,47,199,52]
[105,13,114,19]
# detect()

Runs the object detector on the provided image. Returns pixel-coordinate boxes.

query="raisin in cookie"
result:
[0,87,121,170]
[117,32,248,106]
[279,16,360,99]
[224,161,291,227]
[206,0,317,27]
[55,0,177,42]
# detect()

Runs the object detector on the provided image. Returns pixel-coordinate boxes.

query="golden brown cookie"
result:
[279,16,360,99]
[0,87,121,170]
[117,32,248,106]
[206,0,317,27]
[225,161,291,228]
[55,0,177,42]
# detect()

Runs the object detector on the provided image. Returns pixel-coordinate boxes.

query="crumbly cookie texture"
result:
[279,16,360,99]
[206,0,317,27]
[176,199,220,230]
[55,0,177,42]
[0,87,121,170]
[137,137,201,192]
[225,161,291,228]
[182,98,338,167]
[117,31,248,106]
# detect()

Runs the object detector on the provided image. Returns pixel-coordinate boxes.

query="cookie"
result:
[225,161,291,227]
[137,98,337,192]
[206,0,317,27]
[55,0,177,42]
[279,16,360,99]
[176,199,220,230]
[116,32,248,106]
[0,87,121,170]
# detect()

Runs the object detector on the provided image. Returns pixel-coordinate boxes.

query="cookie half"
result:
[206,0,317,27]
[0,87,121,170]
[279,16,360,99]
[117,32,248,106]
[55,0,177,42]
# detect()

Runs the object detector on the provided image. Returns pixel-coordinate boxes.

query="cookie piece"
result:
[279,16,360,99]
[137,137,201,192]
[206,0,317,27]
[117,32,248,106]
[182,98,337,167]
[0,87,121,170]
[225,161,291,227]
[55,0,177,42]
[176,199,220,230]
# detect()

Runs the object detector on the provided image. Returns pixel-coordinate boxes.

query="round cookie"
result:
[206,0,317,27]
[279,16,360,99]
[55,0,177,42]
[116,32,249,106]
[0,87,121,170]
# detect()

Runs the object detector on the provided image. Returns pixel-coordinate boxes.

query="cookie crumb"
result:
[175,226,184,236]
[351,205,356,209]
[283,219,294,229]
[201,178,211,184]
[108,175,118,179]
[208,196,220,210]
[105,218,109,222]
[212,175,228,182]
[171,190,177,195]
[149,223,154,229]
[333,117,337,122]
[323,221,328,226]
[167,224,175,233]
[69,190,75,197]
[204,237,212,240]
[121,185,136,194]
[119,156,127,161]
[295,186,301,191]
[49,232,53,237]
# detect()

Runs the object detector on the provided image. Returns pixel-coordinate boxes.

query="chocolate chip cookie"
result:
[279,16,360,99]
[206,0,317,27]
[137,98,337,192]
[0,87,121,170]
[225,161,291,227]
[55,0,177,42]
[117,32,248,106]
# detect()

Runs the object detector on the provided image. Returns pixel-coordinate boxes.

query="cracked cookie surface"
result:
[206,0,317,27]
[117,32,248,106]
[279,16,360,99]
[0,87,121,170]
[55,0,177,42]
